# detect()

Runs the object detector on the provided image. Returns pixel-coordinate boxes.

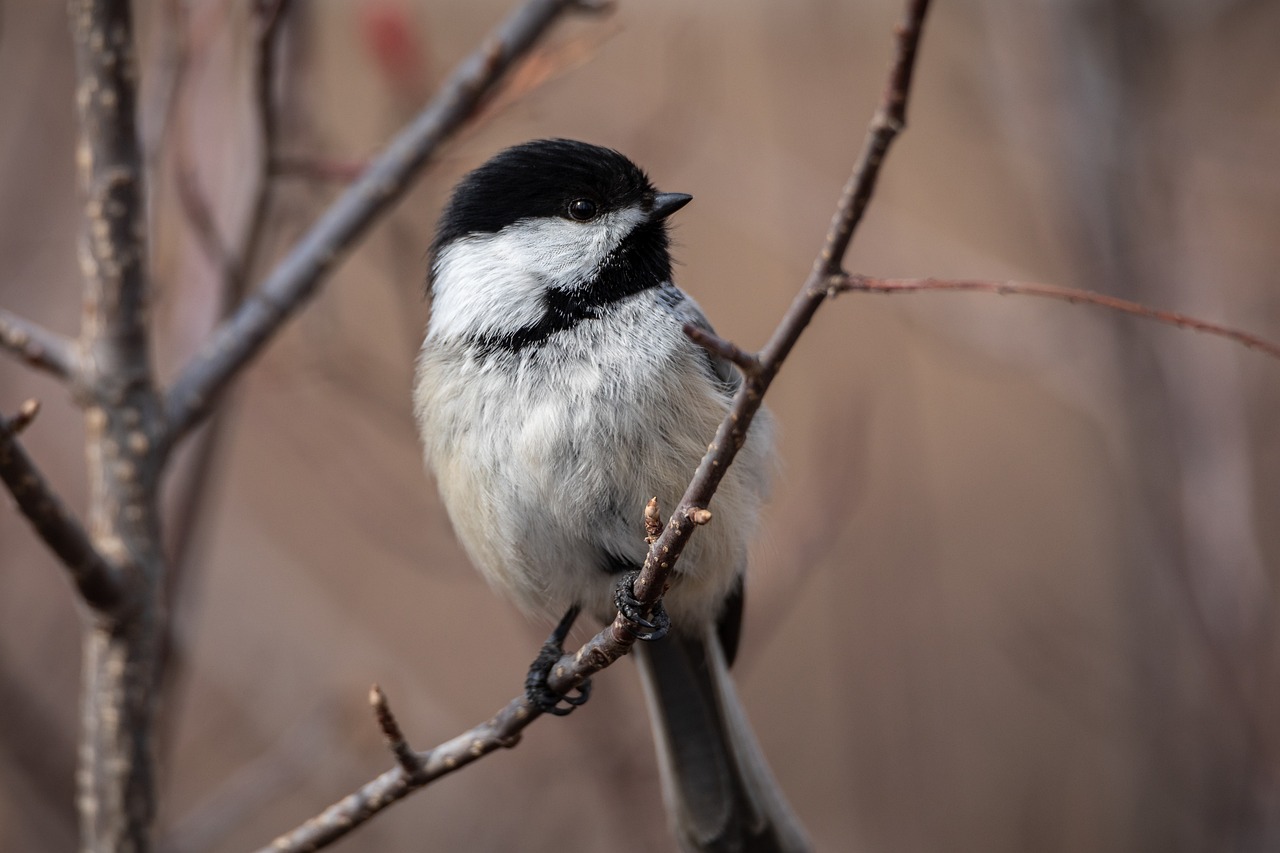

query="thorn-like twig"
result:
[683,322,762,375]
[644,497,662,544]
[831,273,1280,362]
[9,399,41,435]
[0,310,79,382]
[369,685,424,780]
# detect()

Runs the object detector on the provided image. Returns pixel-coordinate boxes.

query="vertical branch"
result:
[69,0,166,850]
[156,0,295,764]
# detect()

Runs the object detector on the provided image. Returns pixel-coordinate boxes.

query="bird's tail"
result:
[634,627,811,853]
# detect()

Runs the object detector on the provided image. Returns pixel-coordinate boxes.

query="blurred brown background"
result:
[3,0,1280,850]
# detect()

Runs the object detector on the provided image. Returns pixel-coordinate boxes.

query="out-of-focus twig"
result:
[141,0,190,170]
[0,309,80,381]
[271,154,369,184]
[231,0,292,301]
[253,2,932,850]
[0,404,122,612]
[158,0,297,759]
[162,0,611,451]
[832,274,1280,362]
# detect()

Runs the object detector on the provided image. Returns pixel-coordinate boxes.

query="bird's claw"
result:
[614,570,671,641]
[525,606,591,716]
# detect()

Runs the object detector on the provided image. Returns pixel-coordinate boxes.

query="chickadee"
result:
[415,139,808,853]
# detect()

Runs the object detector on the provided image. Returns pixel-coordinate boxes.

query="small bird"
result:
[415,139,808,853]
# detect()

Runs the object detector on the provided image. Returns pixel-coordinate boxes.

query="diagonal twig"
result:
[831,274,1280,362]
[649,0,932,582]
[0,404,123,613]
[682,322,762,375]
[0,309,80,381]
[161,0,609,452]
[256,574,674,853]
[254,2,933,850]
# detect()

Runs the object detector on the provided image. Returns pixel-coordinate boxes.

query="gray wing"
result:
[660,284,741,396]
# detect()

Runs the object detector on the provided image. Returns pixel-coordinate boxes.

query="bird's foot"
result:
[613,570,671,641]
[525,605,591,716]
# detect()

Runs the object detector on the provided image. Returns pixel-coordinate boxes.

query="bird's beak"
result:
[650,192,693,221]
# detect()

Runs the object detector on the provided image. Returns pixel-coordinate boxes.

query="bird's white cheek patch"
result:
[427,206,648,342]
[427,235,548,341]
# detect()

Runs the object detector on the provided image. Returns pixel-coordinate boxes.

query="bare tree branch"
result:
[830,274,1280,362]
[256,596,669,853]
[0,309,80,381]
[231,0,292,298]
[70,1,167,850]
[161,0,608,451]
[255,2,933,850]
[162,0,295,656]
[369,686,426,781]
[0,403,123,612]
[682,322,762,375]
[660,0,932,578]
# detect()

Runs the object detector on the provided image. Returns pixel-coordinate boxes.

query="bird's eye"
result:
[567,199,598,221]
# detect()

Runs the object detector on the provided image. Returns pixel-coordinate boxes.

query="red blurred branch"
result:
[271,154,369,184]
[832,274,1280,362]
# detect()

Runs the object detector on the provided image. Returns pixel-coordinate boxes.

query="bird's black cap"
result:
[432,139,660,252]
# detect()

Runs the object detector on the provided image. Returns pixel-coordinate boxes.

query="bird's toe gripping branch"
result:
[613,570,671,642]
[525,605,593,716]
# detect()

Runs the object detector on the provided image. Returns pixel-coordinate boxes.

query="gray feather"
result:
[635,626,811,853]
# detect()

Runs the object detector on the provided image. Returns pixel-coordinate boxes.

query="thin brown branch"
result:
[682,322,762,375]
[0,406,123,613]
[369,685,424,781]
[255,2,932,849]
[832,274,1280,362]
[0,309,80,381]
[652,0,932,582]
[255,608,654,853]
[162,0,608,452]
